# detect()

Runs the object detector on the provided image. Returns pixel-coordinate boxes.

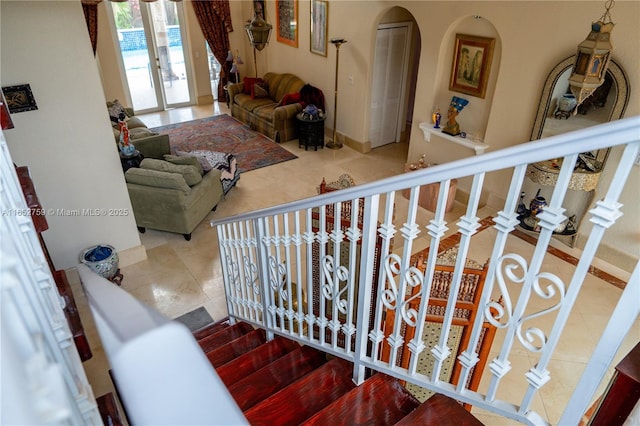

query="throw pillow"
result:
[129,128,159,140]
[243,77,263,95]
[278,92,302,107]
[163,154,204,176]
[107,99,127,123]
[251,82,269,99]
[140,158,202,186]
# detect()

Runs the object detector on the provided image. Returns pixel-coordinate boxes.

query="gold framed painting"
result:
[276,0,298,47]
[449,34,495,99]
[310,0,328,56]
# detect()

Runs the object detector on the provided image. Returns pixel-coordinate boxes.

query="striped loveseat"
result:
[228,72,306,142]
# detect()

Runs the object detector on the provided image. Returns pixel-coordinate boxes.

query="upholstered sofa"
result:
[124,137,224,241]
[107,100,170,152]
[228,72,306,142]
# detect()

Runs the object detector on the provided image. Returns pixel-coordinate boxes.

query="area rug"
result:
[174,306,214,332]
[150,115,297,173]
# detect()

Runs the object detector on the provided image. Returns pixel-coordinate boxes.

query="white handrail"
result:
[214,115,639,425]
[212,116,640,227]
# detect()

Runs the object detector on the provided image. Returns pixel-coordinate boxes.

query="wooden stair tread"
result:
[228,345,327,411]
[216,336,300,386]
[395,393,484,425]
[198,321,254,353]
[302,373,420,425]
[192,317,231,342]
[244,357,356,426]
[206,328,267,367]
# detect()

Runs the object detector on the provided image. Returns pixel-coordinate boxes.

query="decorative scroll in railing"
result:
[0,134,102,424]
[213,116,640,426]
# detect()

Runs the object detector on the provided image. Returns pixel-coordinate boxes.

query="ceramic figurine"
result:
[517,192,527,215]
[432,108,441,128]
[442,96,469,136]
[529,192,548,218]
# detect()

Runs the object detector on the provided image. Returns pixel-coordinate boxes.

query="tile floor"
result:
[70,103,638,425]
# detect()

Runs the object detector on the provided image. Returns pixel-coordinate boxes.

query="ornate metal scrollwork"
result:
[268,256,288,302]
[321,254,349,314]
[380,253,424,327]
[242,255,259,295]
[225,254,241,292]
[485,253,567,353]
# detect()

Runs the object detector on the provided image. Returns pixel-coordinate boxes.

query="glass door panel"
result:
[148,0,191,106]
[111,0,159,111]
[110,0,192,112]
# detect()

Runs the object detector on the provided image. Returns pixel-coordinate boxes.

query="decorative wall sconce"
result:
[568,0,615,108]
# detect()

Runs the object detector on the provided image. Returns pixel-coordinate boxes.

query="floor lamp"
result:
[327,38,347,149]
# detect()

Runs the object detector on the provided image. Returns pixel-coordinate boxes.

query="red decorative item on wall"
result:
[1,92,13,130]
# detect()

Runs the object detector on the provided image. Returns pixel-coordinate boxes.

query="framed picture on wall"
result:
[276,0,298,47]
[253,1,265,20]
[449,34,495,99]
[310,0,328,56]
[2,84,38,113]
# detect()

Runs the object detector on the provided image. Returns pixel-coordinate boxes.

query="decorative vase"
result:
[558,94,577,113]
[80,244,119,279]
[529,196,548,218]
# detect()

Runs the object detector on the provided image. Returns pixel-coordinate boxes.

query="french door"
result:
[108,0,194,113]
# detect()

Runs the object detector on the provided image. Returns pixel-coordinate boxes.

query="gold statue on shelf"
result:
[442,96,469,136]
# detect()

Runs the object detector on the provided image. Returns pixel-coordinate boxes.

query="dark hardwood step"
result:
[227,345,327,411]
[206,328,267,368]
[216,336,300,386]
[198,321,254,353]
[192,317,232,342]
[395,393,484,425]
[96,392,124,426]
[302,373,420,425]
[244,357,356,426]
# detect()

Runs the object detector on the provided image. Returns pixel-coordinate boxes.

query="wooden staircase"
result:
[193,318,484,425]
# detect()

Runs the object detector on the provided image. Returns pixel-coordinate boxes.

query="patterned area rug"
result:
[150,114,297,173]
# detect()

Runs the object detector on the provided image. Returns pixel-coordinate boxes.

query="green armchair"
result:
[124,137,224,241]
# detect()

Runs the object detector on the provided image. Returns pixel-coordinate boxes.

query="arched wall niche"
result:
[530,56,629,170]
[431,15,502,142]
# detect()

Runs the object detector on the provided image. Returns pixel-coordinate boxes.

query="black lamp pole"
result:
[327,38,347,149]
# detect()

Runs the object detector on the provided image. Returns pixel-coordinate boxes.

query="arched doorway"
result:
[369,8,420,149]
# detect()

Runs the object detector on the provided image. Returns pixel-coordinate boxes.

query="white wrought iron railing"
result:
[212,116,640,425]
[0,133,102,425]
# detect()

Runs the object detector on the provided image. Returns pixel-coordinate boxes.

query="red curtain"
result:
[191,0,234,102]
[82,3,99,56]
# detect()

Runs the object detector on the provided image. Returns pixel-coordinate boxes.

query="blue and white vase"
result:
[81,244,119,279]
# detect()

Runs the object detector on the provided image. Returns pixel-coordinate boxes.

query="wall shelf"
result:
[419,122,489,155]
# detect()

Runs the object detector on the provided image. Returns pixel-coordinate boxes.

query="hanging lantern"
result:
[568,0,615,108]
[244,13,272,52]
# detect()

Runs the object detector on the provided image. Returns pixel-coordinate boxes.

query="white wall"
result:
[1,1,142,270]
[19,1,639,271]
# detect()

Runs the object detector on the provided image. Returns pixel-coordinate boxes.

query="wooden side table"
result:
[296,113,325,151]
[402,162,457,212]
